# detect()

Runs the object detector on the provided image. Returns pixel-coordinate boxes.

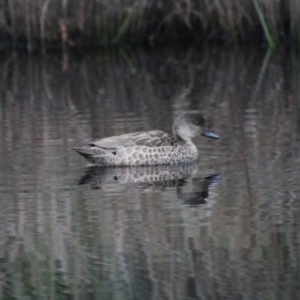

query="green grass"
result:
[0,0,300,50]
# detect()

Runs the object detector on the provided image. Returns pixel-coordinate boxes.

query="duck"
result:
[72,112,219,167]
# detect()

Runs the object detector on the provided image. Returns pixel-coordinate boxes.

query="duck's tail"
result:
[72,146,117,166]
[72,147,98,163]
[72,147,92,159]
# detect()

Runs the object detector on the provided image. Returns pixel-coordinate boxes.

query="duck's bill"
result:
[202,130,220,139]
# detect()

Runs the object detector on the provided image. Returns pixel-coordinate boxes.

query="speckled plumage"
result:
[73,113,219,166]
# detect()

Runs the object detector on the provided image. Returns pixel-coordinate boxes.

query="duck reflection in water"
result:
[78,164,220,205]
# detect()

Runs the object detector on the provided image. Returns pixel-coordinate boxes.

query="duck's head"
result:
[173,113,219,141]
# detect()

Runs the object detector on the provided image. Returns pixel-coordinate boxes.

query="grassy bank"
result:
[0,0,299,50]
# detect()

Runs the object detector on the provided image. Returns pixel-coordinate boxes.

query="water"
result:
[0,46,300,299]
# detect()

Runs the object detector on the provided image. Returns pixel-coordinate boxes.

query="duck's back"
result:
[91,130,177,149]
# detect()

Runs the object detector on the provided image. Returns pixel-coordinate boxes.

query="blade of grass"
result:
[113,0,138,43]
[252,0,276,48]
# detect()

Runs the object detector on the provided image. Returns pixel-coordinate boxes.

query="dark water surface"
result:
[0,47,300,299]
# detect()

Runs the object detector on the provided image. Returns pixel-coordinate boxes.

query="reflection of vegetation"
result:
[0,48,300,299]
[0,0,300,49]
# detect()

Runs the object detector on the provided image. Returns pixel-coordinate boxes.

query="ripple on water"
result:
[1,48,300,299]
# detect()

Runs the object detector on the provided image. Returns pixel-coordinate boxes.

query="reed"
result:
[0,0,300,50]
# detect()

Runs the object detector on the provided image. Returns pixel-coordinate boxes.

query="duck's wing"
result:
[90,130,176,149]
